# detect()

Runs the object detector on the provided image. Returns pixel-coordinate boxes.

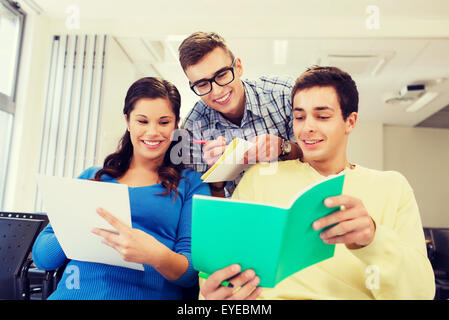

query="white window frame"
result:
[0,0,26,113]
[0,0,26,210]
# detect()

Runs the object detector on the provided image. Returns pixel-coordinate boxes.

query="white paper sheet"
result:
[37,175,144,271]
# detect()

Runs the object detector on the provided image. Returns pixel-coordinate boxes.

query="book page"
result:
[37,175,144,271]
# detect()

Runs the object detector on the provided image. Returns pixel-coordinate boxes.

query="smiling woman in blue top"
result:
[32,77,210,300]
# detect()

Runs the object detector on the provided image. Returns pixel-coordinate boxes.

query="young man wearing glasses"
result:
[179,32,302,196]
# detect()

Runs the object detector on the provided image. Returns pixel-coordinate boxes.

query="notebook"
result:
[201,138,254,183]
[192,173,345,288]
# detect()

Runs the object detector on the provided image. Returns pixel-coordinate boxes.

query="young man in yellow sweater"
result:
[200,66,435,300]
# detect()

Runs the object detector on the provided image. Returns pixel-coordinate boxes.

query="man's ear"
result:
[234,57,243,78]
[345,112,358,134]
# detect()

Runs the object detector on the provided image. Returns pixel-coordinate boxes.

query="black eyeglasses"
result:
[190,59,236,96]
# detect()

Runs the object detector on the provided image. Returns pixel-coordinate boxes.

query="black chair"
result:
[424,227,449,300]
[0,212,59,300]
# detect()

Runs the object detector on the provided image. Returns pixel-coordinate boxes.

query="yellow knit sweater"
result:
[231,160,435,299]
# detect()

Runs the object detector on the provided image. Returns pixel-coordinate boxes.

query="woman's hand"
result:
[91,207,164,266]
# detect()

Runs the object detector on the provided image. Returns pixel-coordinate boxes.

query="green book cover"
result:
[192,174,345,288]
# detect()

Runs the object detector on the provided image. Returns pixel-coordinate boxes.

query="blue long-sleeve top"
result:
[32,167,210,300]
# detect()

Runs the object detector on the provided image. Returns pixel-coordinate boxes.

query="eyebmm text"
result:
[222,304,271,315]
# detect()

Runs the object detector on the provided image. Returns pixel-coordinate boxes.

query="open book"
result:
[201,138,254,183]
[191,174,345,288]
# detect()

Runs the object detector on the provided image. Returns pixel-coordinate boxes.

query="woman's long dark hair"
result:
[93,77,184,198]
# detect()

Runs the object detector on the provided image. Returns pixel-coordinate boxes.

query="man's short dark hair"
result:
[178,31,235,71]
[291,66,359,120]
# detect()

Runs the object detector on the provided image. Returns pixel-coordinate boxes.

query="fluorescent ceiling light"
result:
[274,40,288,65]
[405,92,439,113]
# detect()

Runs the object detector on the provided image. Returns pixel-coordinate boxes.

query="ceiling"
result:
[28,0,449,21]
[417,104,449,129]
[29,0,449,128]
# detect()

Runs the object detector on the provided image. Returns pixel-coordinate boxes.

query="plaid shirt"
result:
[181,75,295,196]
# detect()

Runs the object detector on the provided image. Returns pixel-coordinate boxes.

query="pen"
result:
[198,272,234,288]
[193,139,208,145]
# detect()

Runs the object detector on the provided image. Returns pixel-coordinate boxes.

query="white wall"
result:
[383,125,449,228]
[347,121,383,171]
[344,122,449,228]
[96,37,138,164]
